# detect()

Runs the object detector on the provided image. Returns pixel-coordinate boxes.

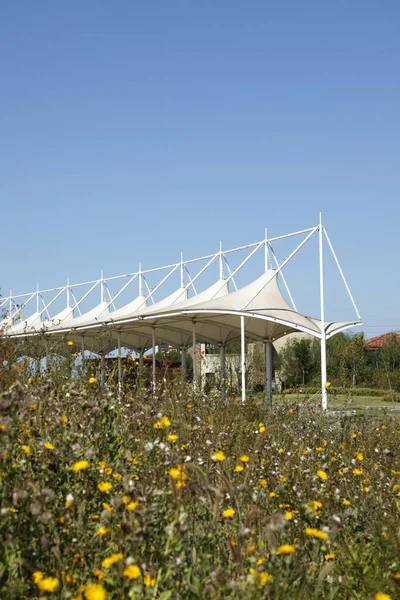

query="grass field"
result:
[1,377,400,599]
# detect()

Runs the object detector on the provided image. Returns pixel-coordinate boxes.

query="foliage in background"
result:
[277,332,400,393]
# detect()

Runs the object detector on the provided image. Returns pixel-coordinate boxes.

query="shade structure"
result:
[1,221,362,408]
[4,270,358,349]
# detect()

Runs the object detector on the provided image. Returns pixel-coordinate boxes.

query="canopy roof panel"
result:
[2,225,362,355]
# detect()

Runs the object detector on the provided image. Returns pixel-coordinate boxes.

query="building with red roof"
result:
[365,332,400,351]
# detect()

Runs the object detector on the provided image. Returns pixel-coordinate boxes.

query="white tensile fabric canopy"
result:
[1,221,362,409]
[5,270,357,350]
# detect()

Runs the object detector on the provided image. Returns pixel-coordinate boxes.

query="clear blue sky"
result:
[1,1,399,338]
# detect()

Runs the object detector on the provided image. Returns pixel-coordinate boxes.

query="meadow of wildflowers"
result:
[1,372,400,599]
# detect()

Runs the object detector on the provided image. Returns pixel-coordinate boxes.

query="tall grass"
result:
[1,370,400,599]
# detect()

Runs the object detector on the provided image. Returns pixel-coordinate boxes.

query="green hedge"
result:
[285,386,400,401]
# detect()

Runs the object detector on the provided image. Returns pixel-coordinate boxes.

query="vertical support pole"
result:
[192,322,197,393]
[180,253,184,288]
[265,341,273,407]
[319,213,328,410]
[139,351,144,366]
[117,331,122,396]
[100,271,105,303]
[240,316,246,404]
[220,343,226,404]
[181,346,187,376]
[81,337,85,378]
[66,278,71,308]
[264,227,269,272]
[152,327,156,397]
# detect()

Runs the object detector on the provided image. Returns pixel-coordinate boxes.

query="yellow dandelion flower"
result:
[325,553,335,560]
[269,491,276,498]
[123,564,141,579]
[285,511,294,521]
[89,514,100,520]
[102,502,112,513]
[92,569,105,580]
[342,499,351,506]
[67,340,74,346]
[234,465,244,472]
[355,452,364,461]
[32,572,44,584]
[278,448,284,455]
[167,434,178,442]
[353,468,363,476]
[153,421,163,429]
[223,508,235,518]
[317,470,328,481]
[325,381,331,388]
[98,461,106,469]
[61,415,68,424]
[104,467,112,475]
[276,544,295,555]
[305,527,329,540]
[126,501,139,511]
[374,594,392,600]
[102,553,124,568]
[260,572,273,585]
[96,527,111,537]
[88,377,97,384]
[122,496,130,505]
[37,577,60,592]
[239,455,250,463]
[112,473,122,480]
[168,468,181,479]
[98,481,112,492]
[72,460,90,472]
[391,572,400,580]
[212,450,225,462]
[84,583,107,600]
[143,573,156,587]
[259,479,267,486]
[44,442,55,450]
[161,416,171,428]
[21,445,31,455]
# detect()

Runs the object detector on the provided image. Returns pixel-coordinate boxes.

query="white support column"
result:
[220,343,226,404]
[81,336,85,377]
[240,316,246,404]
[319,213,328,410]
[192,322,197,393]
[152,327,156,397]
[100,271,105,303]
[181,346,187,376]
[265,341,273,407]
[9,290,12,323]
[117,331,122,396]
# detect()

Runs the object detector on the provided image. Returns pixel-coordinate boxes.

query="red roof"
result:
[365,332,400,350]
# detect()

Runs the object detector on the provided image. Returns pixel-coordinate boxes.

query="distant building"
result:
[365,332,400,351]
